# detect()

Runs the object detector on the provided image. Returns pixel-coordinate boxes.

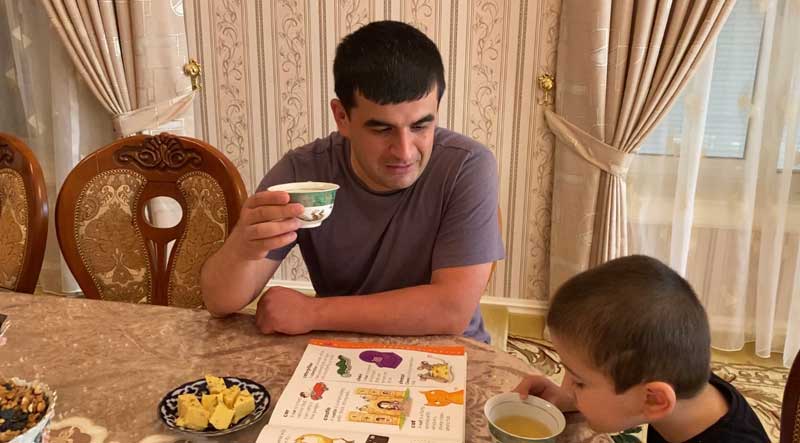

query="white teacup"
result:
[484,392,566,443]
[267,181,339,228]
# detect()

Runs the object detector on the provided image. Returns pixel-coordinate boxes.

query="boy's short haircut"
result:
[547,255,710,399]
[333,20,445,112]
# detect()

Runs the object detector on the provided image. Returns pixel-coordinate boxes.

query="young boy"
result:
[514,255,768,442]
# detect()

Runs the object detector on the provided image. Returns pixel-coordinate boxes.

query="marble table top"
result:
[0,292,604,443]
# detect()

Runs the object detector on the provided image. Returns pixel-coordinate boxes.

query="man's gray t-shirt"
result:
[257,127,505,342]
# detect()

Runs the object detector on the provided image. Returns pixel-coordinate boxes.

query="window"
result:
[639,0,767,158]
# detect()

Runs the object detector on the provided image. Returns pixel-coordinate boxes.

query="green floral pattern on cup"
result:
[288,190,337,207]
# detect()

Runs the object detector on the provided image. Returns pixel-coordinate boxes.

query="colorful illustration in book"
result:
[347,411,402,426]
[417,357,454,383]
[299,382,328,400]
[293,434,355,443]
[420,389,464,407]
[347,387,410,427]
[366,435,390,443]
[336,355,352,377]
[355,388,408,399]
[359,350,403,369]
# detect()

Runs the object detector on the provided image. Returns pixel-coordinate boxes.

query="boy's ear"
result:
[641,382,676,421]
[330,99,351,137]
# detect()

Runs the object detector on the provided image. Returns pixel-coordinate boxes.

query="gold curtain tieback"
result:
[184,59,202,90]
[538,73,555,106]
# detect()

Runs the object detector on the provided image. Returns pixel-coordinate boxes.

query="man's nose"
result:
[392,129,416,161]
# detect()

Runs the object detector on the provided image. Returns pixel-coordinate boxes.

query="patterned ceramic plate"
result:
[158,377,270,436]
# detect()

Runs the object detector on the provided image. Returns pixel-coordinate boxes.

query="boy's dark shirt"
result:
[647,373,769,442]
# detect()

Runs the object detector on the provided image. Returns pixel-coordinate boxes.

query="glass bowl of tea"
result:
[484,392,565,443]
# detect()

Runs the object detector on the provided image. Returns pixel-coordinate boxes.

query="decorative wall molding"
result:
[338,0,371,35]
[275,0,311,157]
[524,0,561,301]
[212,0,251,184]
[404,0,436,35]
[466,0,504,153]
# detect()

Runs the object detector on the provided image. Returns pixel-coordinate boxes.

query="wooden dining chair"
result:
[0,133,48,294]
[782,351,800,443]
[55,133,247,308]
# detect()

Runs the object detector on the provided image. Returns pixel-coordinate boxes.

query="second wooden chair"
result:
[782,351,800,443]
[0,132,48,294]
[56,133,247,307]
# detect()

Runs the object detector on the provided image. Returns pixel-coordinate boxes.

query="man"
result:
[200,20,504,343]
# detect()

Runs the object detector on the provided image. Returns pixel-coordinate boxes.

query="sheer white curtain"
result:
[1,0,114,293]
[628,0,800,367]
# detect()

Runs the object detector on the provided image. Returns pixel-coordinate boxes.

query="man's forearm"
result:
[200,244,276,316]
[310,284,480,336]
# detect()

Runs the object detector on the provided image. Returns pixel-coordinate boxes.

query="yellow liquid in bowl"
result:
[494,415,552,438]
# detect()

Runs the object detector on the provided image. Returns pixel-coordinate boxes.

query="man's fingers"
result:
[251,231,298,253]
[245,190,290,208]
[245,219,301,241]
[242,203,304,226]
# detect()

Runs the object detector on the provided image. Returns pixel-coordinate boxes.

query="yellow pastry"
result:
[205,375,227,394]
[173,375,256,431]
[232,390,255,424]
[177,393,202,417]
[201,393,219,412]
[221,385,241,408]
[181,405,210,431]
[209,403,235,430]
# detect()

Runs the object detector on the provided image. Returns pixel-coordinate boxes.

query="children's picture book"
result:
[256,339,467,443]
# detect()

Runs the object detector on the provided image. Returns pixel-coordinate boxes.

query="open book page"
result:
[256,426,456,443]
[258,340,466,442]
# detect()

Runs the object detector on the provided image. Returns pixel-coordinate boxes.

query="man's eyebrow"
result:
[362,114,435,128]
[412,114,435,125]
[364,119,393,128]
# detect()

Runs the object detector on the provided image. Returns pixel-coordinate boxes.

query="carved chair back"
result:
[782,351,800,443]
[0,133,48,293]
[55,133,247,307]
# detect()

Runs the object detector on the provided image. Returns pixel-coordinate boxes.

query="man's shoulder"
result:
[285,132,345,161]
[257,132,344,192]
[434,127,491,155]
[432,127,496,172]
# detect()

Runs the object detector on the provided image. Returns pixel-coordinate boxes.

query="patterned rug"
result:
[506,335,787,443]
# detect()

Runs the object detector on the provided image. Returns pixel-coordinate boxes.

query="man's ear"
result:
[641,381,676,421]
[330,99,350,137]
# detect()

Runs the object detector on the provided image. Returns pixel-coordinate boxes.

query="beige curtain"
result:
[41,0,195,234]
[39,0,195,137]
[547,0,736,292]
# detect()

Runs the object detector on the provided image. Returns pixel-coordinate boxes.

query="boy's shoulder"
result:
[647,373,769,443]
